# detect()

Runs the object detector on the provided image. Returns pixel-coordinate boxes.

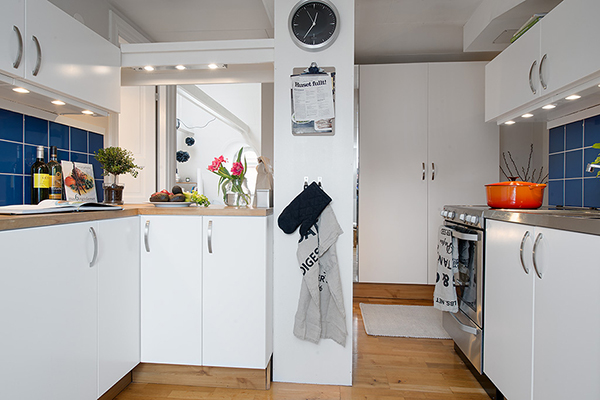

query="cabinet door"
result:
[532,227,600,400]
[484,220,535,400]
[140,216,202,365]
[358,63,429,284]
[540,0,600,95]
[202,216,271,368]
[0,0,24,78]
[427,62,498,283]
[24,0,120,112]
[98,218,140,397]
[0,222,97,400]
[485,23,541,122]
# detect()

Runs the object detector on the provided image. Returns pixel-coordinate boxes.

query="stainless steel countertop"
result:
[483,208,600,236]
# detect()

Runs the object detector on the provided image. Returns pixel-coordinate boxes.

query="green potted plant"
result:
[94,146,142,204]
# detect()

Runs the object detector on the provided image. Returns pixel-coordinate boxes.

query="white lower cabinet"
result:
[485,219,600,400]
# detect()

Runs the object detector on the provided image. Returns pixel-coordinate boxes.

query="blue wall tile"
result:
[57,149,70,163]
[548,180,564,206]
[549,153,564,179]
[71,127,88,153]
[49,122,69,150]
[0,175,23,206]
[549,126,565,153]
[24,116,48,147]
[90,156,103,179]
[0,109,23,142]
[24,175,31,204]
[584,114,600,147]
[584,178,600,209]
[0,141,23,174]
[565,149,583,178]
[95,181,104,202]
[89,132,103,156]
[564,179,583,207]
[71,152,88,163]
[565,121,584,150]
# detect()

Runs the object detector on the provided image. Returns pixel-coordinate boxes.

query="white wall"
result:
[273,0,355,385]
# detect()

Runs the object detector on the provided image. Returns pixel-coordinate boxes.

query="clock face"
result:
[289,0,339,51]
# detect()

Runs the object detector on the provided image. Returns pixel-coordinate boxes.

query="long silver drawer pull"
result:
[32,35,41,76]
[89,227,98,267]
[532,232,544,279]
[144,220,150,252]
[431,163,435,181]
[422,162,425,180]
[529,60,537,94]
[519,231,531,274]
[13,26,23,69]
[539,54,548,90]
[450,312,479,335]
[451,230,478,241]
[208,220,213,254]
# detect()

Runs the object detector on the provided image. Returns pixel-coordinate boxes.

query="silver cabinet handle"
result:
[529,60,537,94]
[519,231,531,274]
[431,163,435,181]
[32,35,41,76]
[532,232,544,279]
[422,163,425,180]
[207,220,213,254]
[13,26,23,69]
[450,312,479,336]
[144,220,150,252]
[539,54,548,90]
[89,227,98,267]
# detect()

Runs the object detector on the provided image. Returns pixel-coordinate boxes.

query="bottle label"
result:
[49,172,63,199]
[33,173,51,188]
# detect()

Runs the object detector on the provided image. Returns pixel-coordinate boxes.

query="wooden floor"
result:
[115,298,489,400]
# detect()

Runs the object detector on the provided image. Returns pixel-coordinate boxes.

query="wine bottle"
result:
[47,146,63,200]
[31,146,50,204]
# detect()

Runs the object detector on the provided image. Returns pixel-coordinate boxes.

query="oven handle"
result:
[450,230,479,242]
[449,312,479,335]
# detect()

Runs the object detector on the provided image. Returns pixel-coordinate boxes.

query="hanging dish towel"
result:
[434,225,459,313]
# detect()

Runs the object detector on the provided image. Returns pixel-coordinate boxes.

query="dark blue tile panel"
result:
[70,128,88,153]
[0,175,23,206]
[564,149,583,179]
[548,153,564,179]
[584,114,600,147]
[71,152,88,163]
[564,179,583,207]
[57,149,70,163]
[548,180,564,206]
[565,121,584,150]
[89,132,104,156]
[90,155,103,179]
[0,109,23,142]
[0,141,23,174]
[584,178,600,209]
[95,180,104,202]
[24,175,31,204]
[549,126,565,153]
[24,115,48,147]
[49,122,69,150]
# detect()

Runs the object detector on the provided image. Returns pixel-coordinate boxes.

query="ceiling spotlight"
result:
[12,87,29,94]
[51,100,66,106]
[505,120,516,125]
[542,104,556,110]
[565,94,581,100]
[175,65,186,70]
[144,65,155,71]
[522,113,534,118]
[81,110,94,115]
[208,63,219,69]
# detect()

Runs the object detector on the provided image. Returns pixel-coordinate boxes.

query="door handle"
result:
[449,312,479,336]
[32,35,42,76]
[431,163,435,181]
[519,231,531,274]
[89,227,98,267]
[528,60,537,95]
[539,54,548,90]
[207,220,213,254]
[144,220,150,252]
[422,163,425,180]
[532,232,544,279]
[13,26,23,69]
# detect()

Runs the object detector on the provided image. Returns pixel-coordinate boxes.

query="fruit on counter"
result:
[149,192,170,202]
[171,185,183,194]
[169,193,186,202]
[189,190,210,207]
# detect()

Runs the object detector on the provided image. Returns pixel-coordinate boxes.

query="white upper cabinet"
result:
[0,0,25,78]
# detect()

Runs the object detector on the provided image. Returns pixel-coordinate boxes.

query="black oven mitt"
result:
[278,182,332,236]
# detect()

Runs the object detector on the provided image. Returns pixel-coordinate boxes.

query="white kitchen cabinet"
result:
[0,0,25,78]
[0,222,98,400]
[485,219,600,400]
[97,217,140,397]
[140,215,203,365]
[359,62,498,284]
[202,216,273,369]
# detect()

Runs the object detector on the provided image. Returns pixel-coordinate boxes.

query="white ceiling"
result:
[106,0,559,64]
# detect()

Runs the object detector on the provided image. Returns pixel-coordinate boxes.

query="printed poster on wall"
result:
[291,71,335,135]
[61,161,97,202]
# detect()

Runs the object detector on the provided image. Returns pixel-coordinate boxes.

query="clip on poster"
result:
[291,62,336,136]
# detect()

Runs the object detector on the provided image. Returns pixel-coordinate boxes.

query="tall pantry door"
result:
[427,62,498,283]
[358,64,428,283]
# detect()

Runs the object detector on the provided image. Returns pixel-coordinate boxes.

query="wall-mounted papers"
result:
[291,68,336,136]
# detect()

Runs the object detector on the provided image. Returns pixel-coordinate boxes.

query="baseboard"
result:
[132,360,272,390]
[353,282,434,301]
[98,371,132,400]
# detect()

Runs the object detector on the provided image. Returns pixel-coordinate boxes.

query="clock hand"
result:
[303,21,315,39]
[306,9,315,24]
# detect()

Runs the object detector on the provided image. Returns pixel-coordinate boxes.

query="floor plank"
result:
[115,298,489,400]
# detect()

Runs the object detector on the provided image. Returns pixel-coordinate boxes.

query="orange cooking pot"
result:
[485,181,547,209]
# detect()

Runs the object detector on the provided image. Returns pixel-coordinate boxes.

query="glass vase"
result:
[224,178,251,207]
[103,174,124,205]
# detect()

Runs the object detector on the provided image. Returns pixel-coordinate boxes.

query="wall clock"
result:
[289,0,340,51]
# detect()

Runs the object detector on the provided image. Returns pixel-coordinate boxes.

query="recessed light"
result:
[175,65,186,70]
[12,87,29,94]
[505,120,516,125]
[82,110,94,115]
[542,104,556,110]
[51,100,66,106]
[565,94,581,100]
[144,65,155,71]
[208,63,219,69]
[522,113,534,118]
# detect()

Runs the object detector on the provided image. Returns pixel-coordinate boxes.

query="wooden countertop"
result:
[0,204,273,232]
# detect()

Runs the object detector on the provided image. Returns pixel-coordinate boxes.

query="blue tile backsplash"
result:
[548,113,600,208]
[0,109,104,206]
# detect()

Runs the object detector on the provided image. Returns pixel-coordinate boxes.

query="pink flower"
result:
[231,161,244,176]
[208,156,226,172]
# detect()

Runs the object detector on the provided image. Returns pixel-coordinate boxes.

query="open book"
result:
[0,200,122,215]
